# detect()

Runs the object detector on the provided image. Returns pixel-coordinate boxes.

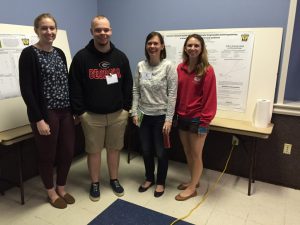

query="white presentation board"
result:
[159,28,283,122]
[0,23,71,132]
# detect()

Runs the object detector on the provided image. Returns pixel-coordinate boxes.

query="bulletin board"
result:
[0,23,71,132]
[159,28,283,122]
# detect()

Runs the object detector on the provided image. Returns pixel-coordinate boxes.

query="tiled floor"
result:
[1,151,300,225]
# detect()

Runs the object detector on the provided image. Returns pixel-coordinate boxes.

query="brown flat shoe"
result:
[175,191,197,201]
[59,193,75,204]
[177,183,200,190]
[48,197,67,209]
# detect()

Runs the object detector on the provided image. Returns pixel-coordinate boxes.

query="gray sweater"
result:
[131,59,177,122]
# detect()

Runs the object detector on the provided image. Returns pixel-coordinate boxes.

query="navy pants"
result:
[138,115,168,185]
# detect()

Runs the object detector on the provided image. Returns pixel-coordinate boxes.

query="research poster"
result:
[0,34,38,100]
[161,31,255,112]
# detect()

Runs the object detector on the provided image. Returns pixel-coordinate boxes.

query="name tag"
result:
[106,74,118,85]
[141,72,152,80]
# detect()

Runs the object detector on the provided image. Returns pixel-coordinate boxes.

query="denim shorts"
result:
[175,116,209,135]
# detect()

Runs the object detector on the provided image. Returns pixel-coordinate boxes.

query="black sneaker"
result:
[110,179,124,197]
[89,182,100,201]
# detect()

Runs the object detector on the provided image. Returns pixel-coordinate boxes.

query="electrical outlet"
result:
[232,135,239,146]
[283,143,292,154]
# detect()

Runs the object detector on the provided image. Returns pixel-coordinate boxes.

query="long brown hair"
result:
[182,34,210,77]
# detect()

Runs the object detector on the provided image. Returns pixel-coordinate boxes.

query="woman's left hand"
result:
[73,115,81,125]
[162,121,172,134]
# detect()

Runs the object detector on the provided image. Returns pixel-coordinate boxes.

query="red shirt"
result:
[176,62,217,127]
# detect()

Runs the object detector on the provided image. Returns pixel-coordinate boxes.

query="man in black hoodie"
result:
[69,15,133,201]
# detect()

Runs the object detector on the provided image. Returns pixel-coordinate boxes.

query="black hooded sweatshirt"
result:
[69,40,133,115]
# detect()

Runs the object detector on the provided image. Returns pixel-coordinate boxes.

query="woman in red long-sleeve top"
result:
[175,34,217,201]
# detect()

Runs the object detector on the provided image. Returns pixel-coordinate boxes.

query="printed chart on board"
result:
[162,31,255,113]
[0,34,38,100]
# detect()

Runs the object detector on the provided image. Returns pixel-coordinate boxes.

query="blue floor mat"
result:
[88,199,194,225]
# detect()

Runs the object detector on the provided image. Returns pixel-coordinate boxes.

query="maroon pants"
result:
[31,108,75,189]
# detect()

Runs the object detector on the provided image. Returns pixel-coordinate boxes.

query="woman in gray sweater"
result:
[131,31,177,197]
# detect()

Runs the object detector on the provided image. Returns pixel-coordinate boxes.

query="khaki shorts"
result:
[80,109,129,153]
